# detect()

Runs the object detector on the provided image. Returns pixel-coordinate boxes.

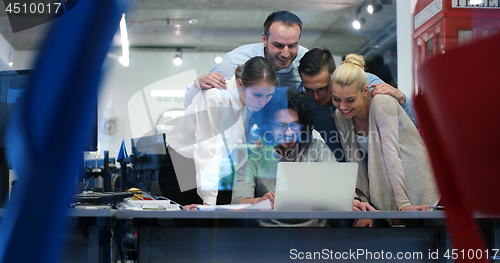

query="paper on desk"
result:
[245,199,272,210]
[196,199,272,211]
[118,200,180,210]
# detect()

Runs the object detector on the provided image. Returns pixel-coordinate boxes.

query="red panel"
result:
[416,32,500,262]
[413,0,500,93]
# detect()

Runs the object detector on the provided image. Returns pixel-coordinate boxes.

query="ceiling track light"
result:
[119,13,129,67]
[173,48,183,66]
[367,0,383,14]
[214,56,223,64]
[353,7,365,30]
[352,17,366,30]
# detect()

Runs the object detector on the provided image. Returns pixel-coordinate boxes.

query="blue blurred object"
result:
[117,139,128,162]
[0,0,130,263]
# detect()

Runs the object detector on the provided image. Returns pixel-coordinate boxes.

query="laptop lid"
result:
[273,162,358,211]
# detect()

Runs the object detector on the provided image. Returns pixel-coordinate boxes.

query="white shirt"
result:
[168,76,248,205]
[184,43,308,108]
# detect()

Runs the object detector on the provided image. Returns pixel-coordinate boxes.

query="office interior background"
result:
[0,0,499,262]
[1,0,497,200]
[0,0,412,171]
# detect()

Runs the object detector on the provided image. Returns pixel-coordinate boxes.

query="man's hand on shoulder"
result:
[370,83,406,105]
[194,73,227,90]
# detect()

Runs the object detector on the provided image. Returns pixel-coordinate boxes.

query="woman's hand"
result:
[400,205,430,211]
[353,200,377,211]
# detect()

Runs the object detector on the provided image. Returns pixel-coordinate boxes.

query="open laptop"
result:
[273,162,358,211]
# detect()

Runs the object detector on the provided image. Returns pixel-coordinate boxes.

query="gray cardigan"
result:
[334,95,439,211]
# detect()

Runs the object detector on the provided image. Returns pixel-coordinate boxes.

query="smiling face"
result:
[239,80,275,112]
[300,69,332,106]
[262,21,301,71]
[273,108,301,155]
[331,82,369,119]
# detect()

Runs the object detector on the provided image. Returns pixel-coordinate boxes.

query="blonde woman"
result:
[331,54,439,212]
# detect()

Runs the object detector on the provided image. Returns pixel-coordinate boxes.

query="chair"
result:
[415,32,500,263]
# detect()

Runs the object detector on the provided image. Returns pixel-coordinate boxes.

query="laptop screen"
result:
[273,162,358,211]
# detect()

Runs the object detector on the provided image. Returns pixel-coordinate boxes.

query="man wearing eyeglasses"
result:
[298,48,417,161]
[232,91,375,226]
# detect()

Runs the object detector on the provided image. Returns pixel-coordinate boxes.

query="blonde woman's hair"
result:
[331,54,367,91]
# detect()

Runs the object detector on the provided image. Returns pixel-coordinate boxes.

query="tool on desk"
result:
[127,188,144,200]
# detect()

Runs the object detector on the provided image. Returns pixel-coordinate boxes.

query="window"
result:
[426,36,434,59]
[458,30,473,45]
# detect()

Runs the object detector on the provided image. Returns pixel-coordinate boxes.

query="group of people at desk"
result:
[160,11,440,227]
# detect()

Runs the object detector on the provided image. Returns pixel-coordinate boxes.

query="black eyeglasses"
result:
[304,83,331,97]
[274,122,302,132]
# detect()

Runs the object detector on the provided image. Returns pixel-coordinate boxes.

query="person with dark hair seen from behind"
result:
[184,10,308,108]
[331,54,439,218]
[231,90,375,227]
[364,54,397,88]
[167,57,277,207]
[297,48,418,161]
